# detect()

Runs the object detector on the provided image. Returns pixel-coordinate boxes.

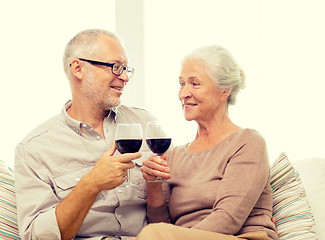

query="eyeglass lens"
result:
[113,63,134,78]
[113,64,124,75]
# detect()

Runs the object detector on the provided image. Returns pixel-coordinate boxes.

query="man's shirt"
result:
[15,101,155,240]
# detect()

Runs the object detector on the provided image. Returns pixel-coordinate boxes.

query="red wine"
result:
[146,138,172,154]
[115,139,142,154]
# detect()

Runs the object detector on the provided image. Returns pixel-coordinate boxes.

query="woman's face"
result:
[178,58,228,123]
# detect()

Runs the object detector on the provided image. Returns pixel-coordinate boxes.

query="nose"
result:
[118,70,130,83]
[179,84,191,100]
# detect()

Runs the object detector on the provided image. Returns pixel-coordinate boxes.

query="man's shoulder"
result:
[117,105,156,120]
[20,114,62,144]
[119,105,152,113]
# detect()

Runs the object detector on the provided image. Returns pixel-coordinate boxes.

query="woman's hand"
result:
[141,154,171,182]
[141,154,170,207]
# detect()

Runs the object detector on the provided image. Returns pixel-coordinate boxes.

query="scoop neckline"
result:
[184,128,246,154]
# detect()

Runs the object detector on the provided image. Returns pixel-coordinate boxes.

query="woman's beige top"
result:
[147,128,278,240]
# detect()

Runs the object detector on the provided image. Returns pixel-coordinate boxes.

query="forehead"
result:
[180,58,210,79]
[96,35,128,63]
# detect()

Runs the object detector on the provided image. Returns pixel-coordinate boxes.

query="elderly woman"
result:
[140,45,278,240]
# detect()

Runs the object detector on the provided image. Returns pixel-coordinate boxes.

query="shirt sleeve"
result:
[15,143,62,240]
[192,131,270,234]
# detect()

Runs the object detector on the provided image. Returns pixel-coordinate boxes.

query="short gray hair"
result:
[63,29,122,78]
[183,45,246,105]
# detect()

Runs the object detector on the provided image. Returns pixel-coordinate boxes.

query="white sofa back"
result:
[293,157,325,239]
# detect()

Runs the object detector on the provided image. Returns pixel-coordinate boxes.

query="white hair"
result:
[63,29,124,79]
[183,45,246,105]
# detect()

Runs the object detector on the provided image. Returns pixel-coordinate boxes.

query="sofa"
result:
[0,153,324,240]
[0,160,20,239]
[270,153,324,239]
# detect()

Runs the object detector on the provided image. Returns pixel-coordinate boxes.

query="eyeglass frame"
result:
[72,58,135,78]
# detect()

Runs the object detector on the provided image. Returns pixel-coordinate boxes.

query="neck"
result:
[67,99,109,136]
[196,116,237,139]
[188,113,241,153]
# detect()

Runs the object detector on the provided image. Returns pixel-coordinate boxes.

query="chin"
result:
[183,113,195,122]
[104,98,121,110]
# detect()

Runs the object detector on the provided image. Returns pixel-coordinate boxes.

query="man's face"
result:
[80,35,130,110]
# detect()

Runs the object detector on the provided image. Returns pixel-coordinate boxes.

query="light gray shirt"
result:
[14,101,155,240]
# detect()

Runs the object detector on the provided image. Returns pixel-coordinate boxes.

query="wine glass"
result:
[145,121,172,182]
[115,123,143,186]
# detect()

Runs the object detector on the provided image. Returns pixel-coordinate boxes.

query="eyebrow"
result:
[179,76,199,80]
[111,60,126,64]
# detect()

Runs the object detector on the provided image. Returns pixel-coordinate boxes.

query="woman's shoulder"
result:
[224,128,267,151]
[235,128,266,142]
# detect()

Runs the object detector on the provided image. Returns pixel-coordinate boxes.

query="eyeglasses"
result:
[77,58,135,79]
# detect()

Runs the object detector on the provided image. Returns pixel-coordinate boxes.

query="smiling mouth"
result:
[183,103,197,108]
[111,86,123,91]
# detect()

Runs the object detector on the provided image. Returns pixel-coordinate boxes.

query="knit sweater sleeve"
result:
[147,202,171,223]
[146,160,172,223]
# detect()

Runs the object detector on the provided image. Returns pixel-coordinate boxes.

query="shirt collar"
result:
[62,100,117,135]
[62,100,80,135]
[109,106,118,122]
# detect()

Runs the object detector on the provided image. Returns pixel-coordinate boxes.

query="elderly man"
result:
[15,29,155,240]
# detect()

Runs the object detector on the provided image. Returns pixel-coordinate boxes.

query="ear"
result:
[221,88,232,102]
[70,59,83,80]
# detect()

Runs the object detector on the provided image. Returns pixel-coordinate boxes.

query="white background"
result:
[0,0,116,168]
[1,0,324,168]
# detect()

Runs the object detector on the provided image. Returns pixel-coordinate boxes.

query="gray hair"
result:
[183,45,246,105]
[63,29,123,78]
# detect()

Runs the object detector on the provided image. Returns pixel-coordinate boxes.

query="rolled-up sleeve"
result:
[15,143,61,240]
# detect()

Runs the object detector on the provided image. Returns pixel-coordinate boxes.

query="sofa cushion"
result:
[292,158,325,240]
[0,160,20,239]
[270,153,317,239]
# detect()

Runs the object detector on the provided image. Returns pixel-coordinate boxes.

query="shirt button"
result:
[96,136,101,140]
[118,189,122,193]
[82,123,87,128]
[75,177,80,182]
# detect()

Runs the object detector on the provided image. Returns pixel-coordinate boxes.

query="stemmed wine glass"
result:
[115,123,143,187]
[145,121,172,182]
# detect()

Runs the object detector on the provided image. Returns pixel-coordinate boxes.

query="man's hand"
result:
[85,142,142,192]
[56,142,141,240]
